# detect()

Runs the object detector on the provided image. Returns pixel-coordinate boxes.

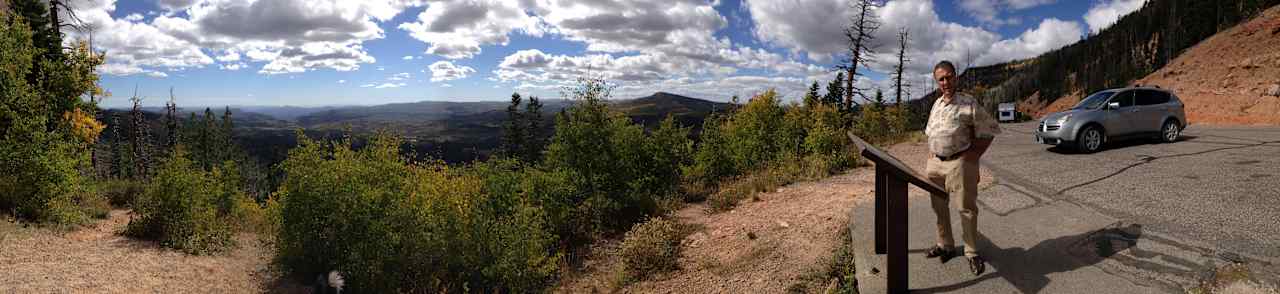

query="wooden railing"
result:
[848,132,948,294]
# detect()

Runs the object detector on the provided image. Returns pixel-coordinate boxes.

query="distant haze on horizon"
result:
[70,0,1148,108]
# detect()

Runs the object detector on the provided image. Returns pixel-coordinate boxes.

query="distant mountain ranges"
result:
[101,92,732,164]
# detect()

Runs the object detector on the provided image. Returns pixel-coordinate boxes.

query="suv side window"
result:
[1136,90,1170,106]
[1110,91,1135,108]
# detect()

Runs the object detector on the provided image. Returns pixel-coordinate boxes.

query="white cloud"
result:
[1005,0,1057,9]
[398,0,542,59]
[745,0,1079,92]
[1084,0,1147,34]
[429,61,475,82]
[957,0,1055,26]
[402,55,414,60]
[745,0,851,62]
[66,0,427,76]
[338,79,346,84]
[62,0,213,76]
[219,62,247,70]
[157,0,199,11]
[147,71,169,78]
[374,82,407,89]
[216,51,240,62]
[441,83,453,88]
[533,0,725,55]
[980,18,1082,65]
[97,63,147,76]
[388,72,411,81]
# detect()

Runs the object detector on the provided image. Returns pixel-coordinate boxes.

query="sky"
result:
[62,0,1150,108]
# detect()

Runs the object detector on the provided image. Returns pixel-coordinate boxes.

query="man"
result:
[923,60,1000,276]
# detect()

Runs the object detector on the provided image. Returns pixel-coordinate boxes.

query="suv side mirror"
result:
[1107,102,1121,109]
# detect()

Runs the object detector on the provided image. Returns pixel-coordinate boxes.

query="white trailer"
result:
[997,103,1016,122]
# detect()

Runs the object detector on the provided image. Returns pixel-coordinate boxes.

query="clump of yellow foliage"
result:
[64,108,104,144]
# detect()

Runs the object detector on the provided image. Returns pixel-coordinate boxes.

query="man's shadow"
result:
[912,223,1144,294]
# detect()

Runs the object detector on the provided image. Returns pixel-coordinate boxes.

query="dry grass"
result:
[0,209,299,293]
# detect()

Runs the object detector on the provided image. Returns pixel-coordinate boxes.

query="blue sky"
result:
[66,0,1147,108]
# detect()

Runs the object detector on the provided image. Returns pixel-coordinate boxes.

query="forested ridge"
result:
[914,0,1280,115]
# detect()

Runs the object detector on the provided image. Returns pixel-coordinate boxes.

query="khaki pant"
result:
[925,156,980,257]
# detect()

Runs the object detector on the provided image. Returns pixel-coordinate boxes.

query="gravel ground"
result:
[0,210,296,293]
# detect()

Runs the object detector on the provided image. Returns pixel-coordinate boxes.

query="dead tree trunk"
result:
[893,28,910,105]
[840,0,880,112]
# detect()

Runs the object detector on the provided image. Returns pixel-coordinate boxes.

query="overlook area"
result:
[3,0,1279,293]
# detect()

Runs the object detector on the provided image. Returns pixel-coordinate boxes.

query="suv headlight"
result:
[1056,114,1072,124]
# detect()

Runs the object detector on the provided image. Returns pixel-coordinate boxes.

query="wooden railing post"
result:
[875,164,887,254]
[849,132,948,294]
[886,173,909,293]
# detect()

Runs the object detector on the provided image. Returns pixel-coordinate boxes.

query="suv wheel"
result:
[1161,120,1180,143]
[1077,126,1104,153]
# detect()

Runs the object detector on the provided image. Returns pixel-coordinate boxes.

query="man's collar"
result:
[940,93,968,106]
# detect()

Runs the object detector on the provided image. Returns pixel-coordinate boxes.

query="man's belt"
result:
[935,150,966,161]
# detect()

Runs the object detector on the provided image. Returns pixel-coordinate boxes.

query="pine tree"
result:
[824,72,845,107]
[201,107,216,170]
[221,106,235,163]
[803,81,821,108]
[523,95,544,162]
[8,0,60,61]
[502,92,524,158]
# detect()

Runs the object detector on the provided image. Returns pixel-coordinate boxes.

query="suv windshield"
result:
[1073,91,1117,110]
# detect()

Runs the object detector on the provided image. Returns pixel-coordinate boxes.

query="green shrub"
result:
[854,103,912,144]
[544,78,690,237]
[125,149,240,255]
[275,132,559,293]
[98,179,145,207]
[618,217,685,285]
[0,12,108,227]
[686,90,861,211]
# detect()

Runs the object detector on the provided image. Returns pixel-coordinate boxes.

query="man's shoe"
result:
[968,255,986,276]
[924,245,957,263]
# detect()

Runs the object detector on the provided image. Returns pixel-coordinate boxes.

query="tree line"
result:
[947,0,1280,115]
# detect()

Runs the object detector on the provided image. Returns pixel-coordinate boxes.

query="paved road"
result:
[984,122,1280,263]
[851,122,1280,293]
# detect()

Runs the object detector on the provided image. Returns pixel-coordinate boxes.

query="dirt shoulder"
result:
[559,139,994,293]
[0,210,281,293]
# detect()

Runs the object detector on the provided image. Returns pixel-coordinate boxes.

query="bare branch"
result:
[893,27,911,104]
[838,0,881,111]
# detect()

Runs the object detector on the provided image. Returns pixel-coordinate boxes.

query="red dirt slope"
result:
[1135,5,1280,126]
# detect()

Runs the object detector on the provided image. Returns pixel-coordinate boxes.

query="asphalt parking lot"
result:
[983,122,1280,264]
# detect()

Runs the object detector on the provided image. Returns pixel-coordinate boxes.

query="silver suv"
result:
[1035,87,1186,153]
